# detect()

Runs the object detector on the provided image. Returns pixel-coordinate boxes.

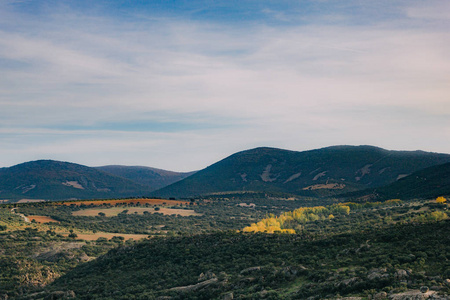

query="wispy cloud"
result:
[0,0,449,170]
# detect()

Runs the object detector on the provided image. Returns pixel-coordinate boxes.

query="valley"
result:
[0,146,449,299]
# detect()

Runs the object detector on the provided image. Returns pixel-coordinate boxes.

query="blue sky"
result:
[1,0,449,171]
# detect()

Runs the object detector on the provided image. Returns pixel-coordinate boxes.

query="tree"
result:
[69,232,78,239]
[436,196,447,204]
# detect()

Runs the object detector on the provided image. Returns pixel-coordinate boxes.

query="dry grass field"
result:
[72,232,149,241]
[60,198,191,206]
[72,207,201,217]
[17,199,46,203]
[28,215,60,223]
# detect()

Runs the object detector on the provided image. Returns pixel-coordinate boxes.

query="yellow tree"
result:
[436,196,447,204]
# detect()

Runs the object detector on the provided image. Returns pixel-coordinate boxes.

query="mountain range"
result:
[95,165,195,191]
[1,145,450,201]
[152,145,450,198]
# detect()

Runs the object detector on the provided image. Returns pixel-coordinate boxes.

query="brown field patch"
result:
[18,199,46,203]
[28,215,60,223]
[59,198,190,207]
[152,207,201,216]
[73,232,149,241]
[72,207,201,217]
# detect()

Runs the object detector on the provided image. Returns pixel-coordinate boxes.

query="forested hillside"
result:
[0,160,153,201]
[349,162,450,201]
[153,146,450,198]
[40,199,450,299]
[96,165,195,191]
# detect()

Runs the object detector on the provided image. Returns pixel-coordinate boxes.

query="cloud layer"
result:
[1,0,449,171]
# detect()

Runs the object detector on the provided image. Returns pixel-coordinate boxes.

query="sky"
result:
[1,0,449,171]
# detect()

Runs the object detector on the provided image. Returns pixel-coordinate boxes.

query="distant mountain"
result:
[349,162,450,200]
[152,146,450,198]
[0,160,152,201]
[96,165,195,192]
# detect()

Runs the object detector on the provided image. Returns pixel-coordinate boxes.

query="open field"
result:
[72,207,201,217]
[17,199,46,203]
[28,215,60,223]
[71,232,149,241]
[59,198,191,206]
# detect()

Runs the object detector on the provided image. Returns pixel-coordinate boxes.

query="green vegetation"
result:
[0,160,152,201]
[0,216,130,297]
[96,165,195,191]
[243,200,402,233]
[350,162,450,201]
[47,216,450,299]
[152,146,450,198]
[0,195,449,299]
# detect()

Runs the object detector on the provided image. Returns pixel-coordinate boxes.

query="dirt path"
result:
[11,208,30,223]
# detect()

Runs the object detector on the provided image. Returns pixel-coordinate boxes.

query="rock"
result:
[222,292,233,300]
[395,269,411,282]
[336,277,359,288]
[169,278,218,293]
[65,291,75,298]
[198,271,216,282]
[374,291,388,299]
[259,290,268,297]
[240,266,262,275]
[368,268,389,281]
[389,290,436,300]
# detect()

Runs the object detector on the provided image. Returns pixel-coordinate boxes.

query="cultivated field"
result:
[59,198,191,206]
[72,232,149,241]
[17,199,46,203]
[72,207,201,217]
[28,215,60,223]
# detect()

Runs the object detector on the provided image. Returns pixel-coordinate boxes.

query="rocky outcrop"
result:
[222,292,233,300]
[198,271,216,282]
[394,269,412,282]
[168,278,218,293]
[388,290,436,300]
[368,268,389,281]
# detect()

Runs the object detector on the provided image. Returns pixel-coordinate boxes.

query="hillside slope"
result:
[352,162,450,200]
[152,146,450,198]
[47,219,450,299]
[96,165,195,192]
[0,160,152,201]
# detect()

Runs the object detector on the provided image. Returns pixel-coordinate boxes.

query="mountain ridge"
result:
[96,165,196,191]
[348,161,450,200]
[152,145,450,198]
[0,160,154,201]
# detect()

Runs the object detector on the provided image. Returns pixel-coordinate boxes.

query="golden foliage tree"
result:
[436,196,447,204]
